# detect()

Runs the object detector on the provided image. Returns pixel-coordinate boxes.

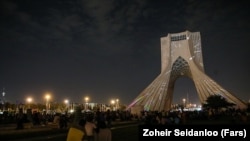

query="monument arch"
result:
[127,30,247,112]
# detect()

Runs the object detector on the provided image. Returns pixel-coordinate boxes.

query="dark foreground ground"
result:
[0,120,139,141]
[0,117,250,141]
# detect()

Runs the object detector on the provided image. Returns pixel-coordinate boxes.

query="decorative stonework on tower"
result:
[128,30,247,111]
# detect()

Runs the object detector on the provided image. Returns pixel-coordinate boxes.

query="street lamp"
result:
[64,99,69,104]
[111,100,115,111]
[45,94,51,114]
[85,97,89,111]
[64,99,69,113]
[116,99,119,110]
[26,97,32,109]
[182,98,186,108]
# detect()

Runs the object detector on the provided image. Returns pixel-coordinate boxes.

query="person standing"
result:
[85,116,97,141]
[66,118,87,141]
[16,112,24,130]
[95,121,112,141]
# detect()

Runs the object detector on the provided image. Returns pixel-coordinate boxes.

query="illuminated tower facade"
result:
[128,30,247,111]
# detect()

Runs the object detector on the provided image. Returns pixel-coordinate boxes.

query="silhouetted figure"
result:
[32,111,41,125]
[59,114,68,129]
[95,121,112,141]
[16,110,24,130]
[66,116,87,141]
[105,110,112,128]
[85,116,97,141]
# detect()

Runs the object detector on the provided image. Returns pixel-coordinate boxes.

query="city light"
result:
[110,100,115,105]
[64,99,69,113]
[110,99,119,111]
[183,98,186,108]
[26,97,33,109]
[84,96,89,110]
[64,99,69,104]
[110,100,115,111]
[116,99,119,110]
[45,94,51,113]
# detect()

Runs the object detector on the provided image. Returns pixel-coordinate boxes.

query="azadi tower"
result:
[128,30,247,112]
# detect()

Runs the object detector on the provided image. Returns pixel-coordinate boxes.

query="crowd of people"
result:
[1,106,249,141]
[67,109,113,141]
[136,108,250,125]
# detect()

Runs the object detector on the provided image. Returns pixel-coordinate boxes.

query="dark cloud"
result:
[0,0,249,105]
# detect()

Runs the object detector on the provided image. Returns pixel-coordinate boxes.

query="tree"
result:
[202,94,236,111]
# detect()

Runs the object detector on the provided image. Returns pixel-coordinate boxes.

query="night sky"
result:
[0,0,249,106]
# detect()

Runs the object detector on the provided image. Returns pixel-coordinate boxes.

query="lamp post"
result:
[45,94,50,114]
[2,88,5,111]
[111,100,115,111]
[85,97,89,111]
[182,98,186,108]
[116,99,119,110]
[26,97,32,109]
[64,99,69,113]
